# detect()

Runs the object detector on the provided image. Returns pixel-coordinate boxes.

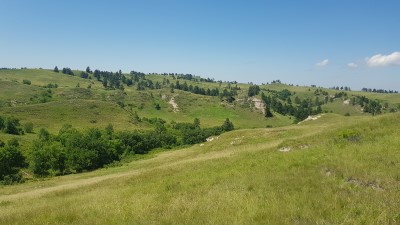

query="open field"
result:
[1,69,400,224]
[1,113,400,224]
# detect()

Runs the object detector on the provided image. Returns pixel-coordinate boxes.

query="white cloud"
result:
[366,52,400,67]
[316,59,329,67]
[347,62,358,68]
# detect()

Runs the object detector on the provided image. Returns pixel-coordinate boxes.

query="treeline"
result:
[172,81,238,102]
[329,86,352,91]
[0,118,234,183]
[261,92,322,121]
[260,88,340,121]
[151,73,215,83]
[350,96,383,115]
[361,88,398,94]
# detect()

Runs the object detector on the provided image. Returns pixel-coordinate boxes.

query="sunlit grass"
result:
[1,113,399,224]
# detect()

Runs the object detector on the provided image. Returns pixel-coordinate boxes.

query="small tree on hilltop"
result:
[53,66,59,73]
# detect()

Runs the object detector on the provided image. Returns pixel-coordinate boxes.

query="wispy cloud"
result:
[316,59,329,67]
[366,52,400,67]
[347,62,358,68]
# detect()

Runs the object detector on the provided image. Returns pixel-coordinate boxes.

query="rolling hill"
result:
[1,68,400,224]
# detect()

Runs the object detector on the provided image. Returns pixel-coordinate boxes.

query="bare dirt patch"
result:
[278,147,292,152]
[169,97,179,112]
[298,114,323,124]
[252,98,265,114]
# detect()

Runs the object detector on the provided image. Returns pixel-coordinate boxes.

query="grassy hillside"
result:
[0,69,284,133]
[1,68,400,224]
[1,113,399,224]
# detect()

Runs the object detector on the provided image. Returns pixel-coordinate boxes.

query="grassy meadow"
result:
[1,68,400,224]
[0,113,399,224]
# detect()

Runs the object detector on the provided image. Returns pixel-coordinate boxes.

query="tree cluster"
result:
[6,118,235,179]
[351,96,382,116]
[173,81,238,103]
[329,86,351,91]
[261,89,323,121]
[361,88,398,94]
[0,139,25,184]
[0,116,24,135]
[248,85,260,97]
[62,67,74,75]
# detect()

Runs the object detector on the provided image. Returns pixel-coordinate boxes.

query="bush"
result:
[24,122,34,133]
[0,143,25,183]
[337,129,361,143]
[22,79,31,85]
[5,117,21,135]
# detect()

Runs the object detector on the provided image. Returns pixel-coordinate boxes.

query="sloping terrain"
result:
[1,68,400,224]
[1,113,399,224]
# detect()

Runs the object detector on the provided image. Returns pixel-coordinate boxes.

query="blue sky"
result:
[1,0,399,90]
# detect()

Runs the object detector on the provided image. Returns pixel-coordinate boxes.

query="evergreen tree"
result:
[265,106,273,117]
[53,66,59,73]
[86,66,92,73]
[221,118,234,131]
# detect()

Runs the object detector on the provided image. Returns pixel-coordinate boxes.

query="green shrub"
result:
[24,122,34,133]
[22,79,31,85]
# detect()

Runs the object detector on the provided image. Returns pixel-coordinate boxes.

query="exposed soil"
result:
[252,98,265,114]
[169,97,179,112]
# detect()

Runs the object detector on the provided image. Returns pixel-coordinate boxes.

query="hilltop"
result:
[1,68,398,132]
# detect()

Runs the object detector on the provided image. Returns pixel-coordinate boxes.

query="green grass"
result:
[0,99,138,133]
[322,99,365,116]
[1,113,399,224]
[1,68,400,224]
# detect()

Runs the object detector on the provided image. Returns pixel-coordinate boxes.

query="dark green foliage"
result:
[62,67,74,75]
[8,138,20,147]
[53,66,59,73]
[0,116,4,130]
[5,117,22,135]
[248,85,260,97]
[155,103,161,110]
[261,89,326,121]
[31,127,120,175]
[80,72,89,79]
[94,70,126,89]
[173,80,222,97]
[86,66,92,74]
[30,141,66,176]
[221,118,234,131]
[171,118,232,145]
[353,96,383,116]
[0,141,25,183]
[265,106,273,118]
[22,79,31,85]
[27,117,234,177]
[44,83,58,88]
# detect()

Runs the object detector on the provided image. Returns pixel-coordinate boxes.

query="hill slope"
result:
[1,113,399,224]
